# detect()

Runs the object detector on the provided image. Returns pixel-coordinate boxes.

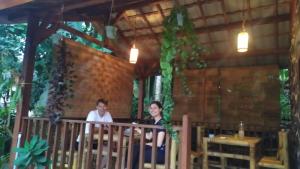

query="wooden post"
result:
[180,114,191,169]
[289,0,300,169]
[9,14,39,167]
[137,79,145,120]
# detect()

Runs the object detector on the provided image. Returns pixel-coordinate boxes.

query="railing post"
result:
[180,114,191,169]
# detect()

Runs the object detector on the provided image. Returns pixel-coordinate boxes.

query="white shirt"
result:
[77,110,113,142]
[84,110,113,134]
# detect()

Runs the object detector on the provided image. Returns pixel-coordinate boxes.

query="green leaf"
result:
[13,147,28,154]
[36,156,47,164]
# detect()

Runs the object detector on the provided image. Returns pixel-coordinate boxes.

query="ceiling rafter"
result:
[132,14,290,40]
[59,24,129,59]
[245,0,254,51]
[121,2,289,33]
[138,8,160,43]
[121,13,155,58]
[201,32,289,46]
[197,0,213,49]
[219,0,233,51]
[205,48,288,60]
[125,1,289,20]
[156,4,165,18]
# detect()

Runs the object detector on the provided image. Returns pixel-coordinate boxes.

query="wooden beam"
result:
[156,4,165,19]
[59,24,128,59]
[137,79,145,120]
[205,48,289,60]
[180,115,191,169]
[9,14,38,167]
[197,0,213,49]
[138,8,160,43]
[125,0,288,20]
[133,14,290,40]
[0,0,32,10]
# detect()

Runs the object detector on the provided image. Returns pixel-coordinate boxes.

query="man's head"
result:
[96,98,108,117]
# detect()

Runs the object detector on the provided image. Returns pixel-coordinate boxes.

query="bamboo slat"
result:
[77,123,85,169]
[138,128,146,169]
[106,125,114,169]
[96,124,104,169]
[151,129,157,169]
[67,123,76,169]
[59,122,68,169]
[126,126,134,169]
[115,126,124,169]
[85,123,94,169]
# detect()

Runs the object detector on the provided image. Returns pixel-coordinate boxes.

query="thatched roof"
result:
[0,0,291,76]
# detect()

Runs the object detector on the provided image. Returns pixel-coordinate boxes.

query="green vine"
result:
[160,6,206,137]
[45,40,76,124]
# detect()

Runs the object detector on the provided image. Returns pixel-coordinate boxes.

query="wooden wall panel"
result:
[173,65,280,128]
[62,39,134,118]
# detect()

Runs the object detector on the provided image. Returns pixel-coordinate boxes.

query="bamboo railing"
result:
[17,115,191,169]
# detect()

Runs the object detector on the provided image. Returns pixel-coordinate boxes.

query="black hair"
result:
[96,98,108,105]
[150,100,162,109]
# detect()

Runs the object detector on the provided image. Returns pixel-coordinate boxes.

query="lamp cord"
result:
[108,0,114,25]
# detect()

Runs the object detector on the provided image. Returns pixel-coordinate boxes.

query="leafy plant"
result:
[0,153,9,169]
[14,135,51,169]
[279,69,291,121]
[160,6,206,136]
[45,40,76,124]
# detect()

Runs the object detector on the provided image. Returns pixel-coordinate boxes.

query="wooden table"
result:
[203,135,261,169]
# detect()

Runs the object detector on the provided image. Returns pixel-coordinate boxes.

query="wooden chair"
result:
[144,137,178,169]
[258,130,289,169]
[191,126,204,168]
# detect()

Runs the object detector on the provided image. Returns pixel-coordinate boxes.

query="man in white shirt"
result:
[85,98,113,134]
[76,98,113,142]
[76,99,113,168]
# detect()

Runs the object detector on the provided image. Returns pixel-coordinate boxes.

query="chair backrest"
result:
[277,130,289,169]
[144,130,179,169]
[170,138,178,169]
[196,126,204,151]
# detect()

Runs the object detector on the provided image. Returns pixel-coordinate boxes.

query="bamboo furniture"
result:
[203,135,261,169]
[191,126,204,168]
[258,130,289,169]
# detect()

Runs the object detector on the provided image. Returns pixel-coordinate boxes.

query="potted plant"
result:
[14,135,51,169]
[105,25,117,39]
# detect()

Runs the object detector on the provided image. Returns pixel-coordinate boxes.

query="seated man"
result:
[76,98,113,168]
[84,98,113,135]
[77,98,113,143]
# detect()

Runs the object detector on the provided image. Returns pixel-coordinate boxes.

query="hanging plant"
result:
[105,0,117,39]
[160,6,207,136]
[45,40,76,124]
[105,25,117,39]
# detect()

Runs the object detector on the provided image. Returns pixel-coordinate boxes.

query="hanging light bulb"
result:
[237,28,249,52]
[129,43,139,64]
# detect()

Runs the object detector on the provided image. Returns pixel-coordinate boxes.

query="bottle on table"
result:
[238,121,245,138]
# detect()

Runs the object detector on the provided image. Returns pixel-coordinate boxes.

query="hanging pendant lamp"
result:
[129,44,139,64]
[237,1,249,53]
[237,27,249,52]
[129,15,139,64]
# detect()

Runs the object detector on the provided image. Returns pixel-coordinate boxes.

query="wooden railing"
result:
[16,116,191,169]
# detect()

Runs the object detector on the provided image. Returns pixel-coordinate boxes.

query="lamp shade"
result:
[237,31,249,52]
[129,44,139,64]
